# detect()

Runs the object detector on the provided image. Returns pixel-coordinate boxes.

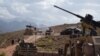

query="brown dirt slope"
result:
[0,30,25,48]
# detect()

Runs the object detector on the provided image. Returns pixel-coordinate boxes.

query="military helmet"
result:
[85,14,93,20]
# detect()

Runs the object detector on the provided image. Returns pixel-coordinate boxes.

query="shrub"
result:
[0,52,5,56]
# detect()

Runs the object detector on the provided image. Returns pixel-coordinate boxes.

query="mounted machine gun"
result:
[54,5,100,36]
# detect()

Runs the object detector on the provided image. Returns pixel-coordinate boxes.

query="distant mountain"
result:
[0,20,36,33]
[0,21,23,33]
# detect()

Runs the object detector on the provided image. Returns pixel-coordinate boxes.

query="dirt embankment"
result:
[0,35,43,56]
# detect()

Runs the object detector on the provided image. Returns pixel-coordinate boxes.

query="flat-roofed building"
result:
[50,24,81,36]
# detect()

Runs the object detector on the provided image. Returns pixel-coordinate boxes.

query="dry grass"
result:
[36,35,96,52]
[36,36,70,52]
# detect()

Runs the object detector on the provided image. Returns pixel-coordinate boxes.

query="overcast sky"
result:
[0,0,100,26]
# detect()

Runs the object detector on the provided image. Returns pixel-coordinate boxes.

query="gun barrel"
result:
[54,5,76,15]
[54,5,84,19]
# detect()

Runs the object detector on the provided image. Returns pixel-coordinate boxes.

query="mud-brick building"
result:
[13,40,60,56]
[24,25,37,35]
[49,23,81,36]
[45,28,52,35]
[13,41,37,56]
[24,25,44,35]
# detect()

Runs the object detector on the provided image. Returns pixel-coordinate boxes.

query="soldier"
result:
[58,48,63,56]
[80,14,94,36]
[76,40,84,56]
[64,43,69,56]
[11,39,14,45]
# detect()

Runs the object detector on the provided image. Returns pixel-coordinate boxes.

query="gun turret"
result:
[54,5,100,28]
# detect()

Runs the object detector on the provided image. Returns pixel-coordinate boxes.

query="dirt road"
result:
[25,35,42,43]
[0,35,43,56]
